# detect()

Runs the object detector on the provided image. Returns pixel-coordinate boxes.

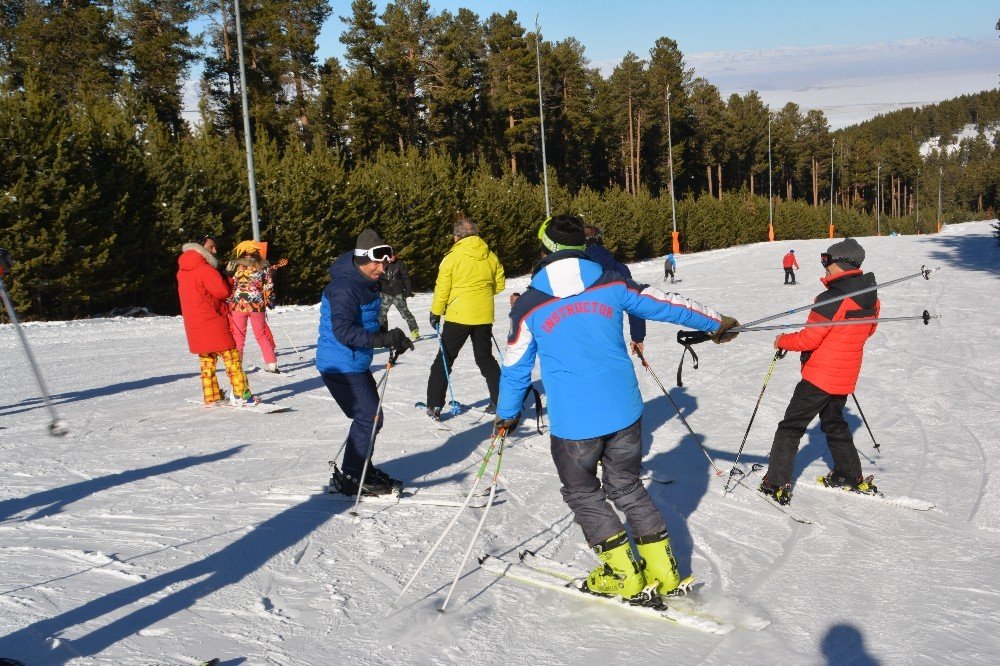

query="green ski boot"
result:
[636,530,682,595]
[583,531,646,599]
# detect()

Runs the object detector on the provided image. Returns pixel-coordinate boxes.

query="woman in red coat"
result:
[177,242,255,405]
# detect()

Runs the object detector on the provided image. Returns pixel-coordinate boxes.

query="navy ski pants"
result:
[321,370,383,477]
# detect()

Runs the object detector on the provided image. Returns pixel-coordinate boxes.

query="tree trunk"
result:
[717,164,723,199]
[635,109,642,195]
[627,88,635,195]
[706,165,713,197]
[221,5,235,98]
[812,157,818,208]
[509,112,517,173]
[786,176,792,200]
[750,171,755,195]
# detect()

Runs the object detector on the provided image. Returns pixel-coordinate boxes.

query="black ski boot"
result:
[370,466,403,490]
[426,406,442,421]
[820,471,878,495]
[759,479,793,505]
[328,465,394,496]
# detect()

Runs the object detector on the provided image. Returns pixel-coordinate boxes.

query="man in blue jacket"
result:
[317,229,414,496]
[583,224,645,356]
[494,215,739,602]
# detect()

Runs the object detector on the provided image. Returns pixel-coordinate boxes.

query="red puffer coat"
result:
[177,243,236,354]
[776,269,879,395]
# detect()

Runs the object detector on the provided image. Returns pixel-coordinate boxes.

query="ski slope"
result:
[1,221,998,665]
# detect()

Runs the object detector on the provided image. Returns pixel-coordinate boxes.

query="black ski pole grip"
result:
[677,329,712,346]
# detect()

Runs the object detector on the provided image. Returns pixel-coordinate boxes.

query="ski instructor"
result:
[317,229,414,497]
[493,215,739,602]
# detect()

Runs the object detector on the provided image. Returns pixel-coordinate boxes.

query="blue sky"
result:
[315,0,997,65]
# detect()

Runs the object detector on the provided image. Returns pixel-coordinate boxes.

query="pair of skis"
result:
[478,550,770,635]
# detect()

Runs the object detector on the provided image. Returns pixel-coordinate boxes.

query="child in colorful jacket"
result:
[227,240,279,373]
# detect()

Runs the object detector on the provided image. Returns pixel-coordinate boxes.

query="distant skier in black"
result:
[378,253,420,340]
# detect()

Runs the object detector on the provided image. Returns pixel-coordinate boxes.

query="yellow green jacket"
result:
[430,236,505,325]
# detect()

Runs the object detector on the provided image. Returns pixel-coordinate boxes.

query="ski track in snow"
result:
[1,222,999,663]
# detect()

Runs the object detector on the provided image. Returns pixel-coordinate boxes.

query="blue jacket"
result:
[585,242,645,343]
[315,251,382,374]
[497,250,723,440]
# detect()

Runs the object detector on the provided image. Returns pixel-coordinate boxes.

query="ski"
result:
[725,466,813,524]
[477,554,735,635]
[640,468,674,484]
[517,551,770,632]
[325,486,492,508]
[807,475,935,511]
[185,398,291,414]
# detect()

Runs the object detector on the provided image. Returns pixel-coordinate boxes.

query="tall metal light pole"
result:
[829,138,835,239]
[767,113,774,241]
[534,16,550,219]
[937,166,943,232]
[234,0,260,241]
[915,168,920,234]
[666,88,679,254]
[876,163,881,236]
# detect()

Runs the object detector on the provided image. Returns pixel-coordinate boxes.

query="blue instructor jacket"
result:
[497,250,722,440]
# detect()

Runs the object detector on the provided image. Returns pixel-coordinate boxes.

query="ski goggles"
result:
[354,244,394,263]
[821,252,861,269]
[537,216,585,253]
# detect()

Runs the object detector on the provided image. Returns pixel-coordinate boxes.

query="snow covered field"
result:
[1,221,998,665]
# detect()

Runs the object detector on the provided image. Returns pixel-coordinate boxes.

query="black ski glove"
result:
[429,313,441,330]
[493,413,520,433]
[711,315,740,344]
[372,327,415,355]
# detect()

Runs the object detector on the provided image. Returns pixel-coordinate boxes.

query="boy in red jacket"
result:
[760,238,878,504]
[177,242,255,405]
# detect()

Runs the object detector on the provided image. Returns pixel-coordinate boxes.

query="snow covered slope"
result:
[1,221,998,664]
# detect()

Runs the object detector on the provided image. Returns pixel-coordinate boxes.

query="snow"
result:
[920,124,1000,158]
[2,221,999,664]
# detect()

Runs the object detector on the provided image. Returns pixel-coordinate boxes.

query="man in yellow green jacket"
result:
[425,217,506,419]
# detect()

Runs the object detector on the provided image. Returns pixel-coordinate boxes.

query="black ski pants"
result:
[764,379,862,487]
[426,321,500,409]
[550,418,666,547]
[784,267,796,284]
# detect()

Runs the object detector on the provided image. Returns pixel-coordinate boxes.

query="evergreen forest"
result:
[1,0,998,320]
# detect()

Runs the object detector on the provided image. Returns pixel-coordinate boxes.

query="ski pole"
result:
[0,275,67,437]
[436,321,461,415]
[636,350,724,476]
[491,332,506,364]
[735,311,938,333]
[272,311,303,358]
[351,348,399,516]
[851,393,880,451]
[440,430,507,612]
[678,266,938,346]
[395,428,506,604]
[723,349,785,495]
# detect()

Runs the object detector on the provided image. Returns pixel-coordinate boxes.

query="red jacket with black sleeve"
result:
[776,269,879,395]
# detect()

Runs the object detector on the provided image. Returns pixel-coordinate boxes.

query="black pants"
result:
[764,379,862,487]
[784,267,796,284]
[426,321,500,409]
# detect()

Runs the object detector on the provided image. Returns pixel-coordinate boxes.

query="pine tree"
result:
[483,11,537,176]
[117,0,200,136]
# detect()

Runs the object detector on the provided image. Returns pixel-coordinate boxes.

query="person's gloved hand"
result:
[405,291,415,298]
[629,341,644,356]
[373,328,415,355]
[493,413,521,433]
[429,313,441,330]
[711,315,740,344]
